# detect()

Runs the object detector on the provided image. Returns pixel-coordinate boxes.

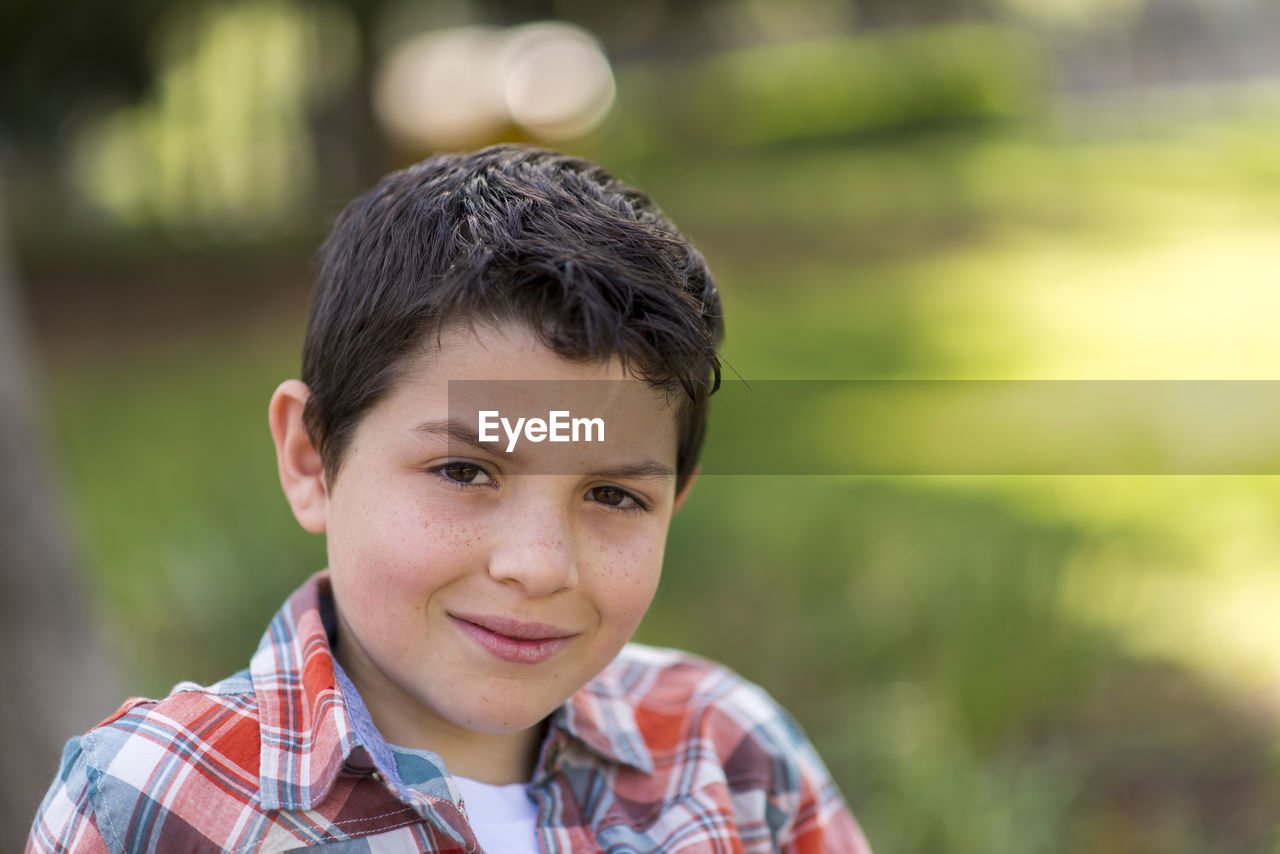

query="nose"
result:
[487,492,579,597]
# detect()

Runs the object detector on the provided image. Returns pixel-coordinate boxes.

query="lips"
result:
[449,613,577,665]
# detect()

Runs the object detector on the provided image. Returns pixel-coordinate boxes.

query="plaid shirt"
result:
[29,572,871,853]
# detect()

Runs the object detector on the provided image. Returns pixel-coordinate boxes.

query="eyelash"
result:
[588,485,650,514]
[427,461,651,513]
[430,461,497,490]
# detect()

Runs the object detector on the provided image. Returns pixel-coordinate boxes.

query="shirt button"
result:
[371,772,383,783]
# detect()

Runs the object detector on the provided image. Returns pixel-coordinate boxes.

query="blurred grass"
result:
[46,312,324,690]
[42,110,1280,852]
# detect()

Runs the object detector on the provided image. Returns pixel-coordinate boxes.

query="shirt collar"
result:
[554,651,655,775]
[251,571,654,811]
[251,570,361,811]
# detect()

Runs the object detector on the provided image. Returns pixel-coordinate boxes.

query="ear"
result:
[268,380,328,534]
[673,466,699,513]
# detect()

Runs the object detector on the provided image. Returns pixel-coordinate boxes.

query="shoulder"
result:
[603,644,817,779]
[606,645,773,717]
[607,643,795,728]
[602,643,738,702]
[46,674,262,851]
[594,645,872,852]
[86,670,260,776]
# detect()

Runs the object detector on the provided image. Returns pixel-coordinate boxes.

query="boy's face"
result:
[311,324,683,759]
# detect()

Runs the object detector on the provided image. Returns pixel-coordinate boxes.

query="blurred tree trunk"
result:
[0,194,119,848]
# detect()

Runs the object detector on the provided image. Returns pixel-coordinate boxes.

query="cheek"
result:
[327,482,488,595]
[588,528,667,629]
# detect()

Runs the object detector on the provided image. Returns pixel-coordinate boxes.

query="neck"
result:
[377,700,544,784]
[333,619,544,785]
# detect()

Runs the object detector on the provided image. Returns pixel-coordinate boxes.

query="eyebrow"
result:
[414,418,488,451]
[588,461,675,481]
[412,418,675,480]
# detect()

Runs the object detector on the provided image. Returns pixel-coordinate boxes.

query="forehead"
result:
[371,323,681,469]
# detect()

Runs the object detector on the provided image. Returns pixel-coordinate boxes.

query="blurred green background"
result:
[8,0,1280,851]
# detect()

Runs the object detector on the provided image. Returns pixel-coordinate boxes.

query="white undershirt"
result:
[453,775,540,854]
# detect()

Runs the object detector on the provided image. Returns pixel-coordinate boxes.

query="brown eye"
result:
[591,486,626,506]
[440,462,485,484]
[587,485,647,512]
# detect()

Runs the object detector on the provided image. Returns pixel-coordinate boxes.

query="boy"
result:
[29,145,870,852]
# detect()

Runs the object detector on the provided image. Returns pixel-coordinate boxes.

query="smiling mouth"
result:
[449,614,577,664]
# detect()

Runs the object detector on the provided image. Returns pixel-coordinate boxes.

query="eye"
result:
[432,461,495,488]
[587,485,649,513]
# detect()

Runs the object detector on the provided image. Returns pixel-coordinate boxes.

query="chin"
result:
[447,700,555,736]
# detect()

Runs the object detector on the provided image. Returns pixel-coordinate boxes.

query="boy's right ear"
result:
[268,380,328,534]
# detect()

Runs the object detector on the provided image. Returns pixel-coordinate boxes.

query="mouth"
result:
[449,614,577,665]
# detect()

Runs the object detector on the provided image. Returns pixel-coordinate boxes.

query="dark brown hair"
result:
[302,144,722,491]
